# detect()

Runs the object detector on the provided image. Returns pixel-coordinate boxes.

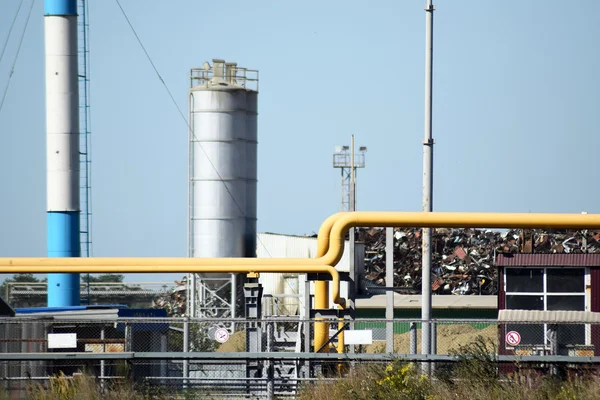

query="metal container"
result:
[188,60,259,318]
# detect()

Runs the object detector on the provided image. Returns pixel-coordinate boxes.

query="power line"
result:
[0,0,35,117]
[0,0,25,67]
[113,0,274,259]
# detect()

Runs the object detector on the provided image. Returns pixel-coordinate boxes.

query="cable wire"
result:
[0,0,25,67]
[113,0,275,260]
[0,0,34,117]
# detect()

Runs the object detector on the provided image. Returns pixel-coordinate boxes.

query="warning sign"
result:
[505,331,521,346]
[215,328,230,344]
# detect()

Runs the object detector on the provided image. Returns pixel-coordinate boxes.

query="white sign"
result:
[48,333,77,349]
[506,331,521,346]
[344,330,373,345]
[215,328,230,344]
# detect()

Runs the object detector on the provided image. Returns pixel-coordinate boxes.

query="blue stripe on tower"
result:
[44,0,77,16]
[47,212,80,307]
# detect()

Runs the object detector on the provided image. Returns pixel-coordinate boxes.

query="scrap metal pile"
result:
[151,278,188,317]
[357,227,600,296]
[150,228,600,315]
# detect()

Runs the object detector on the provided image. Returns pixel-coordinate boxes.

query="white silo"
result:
[188,60,258,320]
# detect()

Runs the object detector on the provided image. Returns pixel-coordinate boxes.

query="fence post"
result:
[100,326,105,393]
[386,227,395,354]
[264,298,274,399]
[302,279,312,378]
[410,322,417,354]
[430,320,437,375]
[183,317,189,388]
[431,320,437,354]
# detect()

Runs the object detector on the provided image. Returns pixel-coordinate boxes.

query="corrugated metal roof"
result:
[499,309,600,323]
[356,294,497,309]
[15,309,121,320]
[496,254,600,267]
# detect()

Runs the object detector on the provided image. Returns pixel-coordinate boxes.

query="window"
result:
[504,267,587,349]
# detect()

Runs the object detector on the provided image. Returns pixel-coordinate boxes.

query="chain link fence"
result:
[0,317,598,398]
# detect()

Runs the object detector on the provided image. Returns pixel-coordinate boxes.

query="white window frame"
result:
[503,266,590,350]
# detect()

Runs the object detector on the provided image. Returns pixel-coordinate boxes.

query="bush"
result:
[298,362,433,400]
[300,336,600,400]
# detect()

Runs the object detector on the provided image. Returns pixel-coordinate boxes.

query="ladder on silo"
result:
[78,0,93,303]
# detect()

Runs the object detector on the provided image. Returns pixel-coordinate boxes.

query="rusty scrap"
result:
[357,228,600,296]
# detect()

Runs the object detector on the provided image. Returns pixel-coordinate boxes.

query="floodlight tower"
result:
[332,136,366,212]
[332,135,366,314]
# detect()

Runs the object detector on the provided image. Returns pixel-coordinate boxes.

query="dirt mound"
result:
[216,330,246,352]
[365,324,498,354]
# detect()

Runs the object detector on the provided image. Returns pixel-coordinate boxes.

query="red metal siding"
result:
[592,268,600,356]
[592,268,600,312]
[496,254,600,267]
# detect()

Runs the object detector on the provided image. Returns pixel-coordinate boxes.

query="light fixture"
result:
[359,146,367,152]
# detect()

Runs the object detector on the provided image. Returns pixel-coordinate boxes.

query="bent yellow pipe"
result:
[2,213,599,270]
[314,213,345,353]
[2,211,600,354]
[312,211,600,354]
[318,211,600,268]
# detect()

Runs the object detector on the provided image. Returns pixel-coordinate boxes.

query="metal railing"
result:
[0,317,599,399]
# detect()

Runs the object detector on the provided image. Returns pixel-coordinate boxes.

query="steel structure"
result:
[332,136,367,345]
[3,211,600,355]
[332,138,366,212]
[44,0,81,307]
[187,60,259,323]
[421,0,436,365]
[77,0,93,305]
[77,0,92,259]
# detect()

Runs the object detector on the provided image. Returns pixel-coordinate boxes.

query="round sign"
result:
[215,328,230,344]
[506,330,521,346]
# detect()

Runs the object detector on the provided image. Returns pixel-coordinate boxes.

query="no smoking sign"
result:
[506,331,521,346]
[215,328,230,344]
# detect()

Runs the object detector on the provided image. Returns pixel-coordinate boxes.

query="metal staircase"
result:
[263,316,304,396]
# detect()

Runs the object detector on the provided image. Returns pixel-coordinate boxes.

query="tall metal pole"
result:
[385,227,394,353]
[349,135,356,347]
[350,135,356,287]
[421,0,435,367]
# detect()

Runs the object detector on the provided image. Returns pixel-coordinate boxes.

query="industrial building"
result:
[1,0,600,398]
[497,254,600,357]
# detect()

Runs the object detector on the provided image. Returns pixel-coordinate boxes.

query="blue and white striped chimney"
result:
[45,0,80,307]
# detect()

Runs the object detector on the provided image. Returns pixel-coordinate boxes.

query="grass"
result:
[23,372,151,400]
[300,335,600,400]
[5,335,600,399]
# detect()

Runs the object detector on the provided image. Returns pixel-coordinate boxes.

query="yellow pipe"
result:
[311,211,600,354]
[0,263,341,301]
[2,211,600,354]
[2,213,599,271]
[319,212,600,268]
[314,213,344,353]
[336,303,345,354]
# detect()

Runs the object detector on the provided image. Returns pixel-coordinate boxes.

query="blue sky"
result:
[0,0,599,284]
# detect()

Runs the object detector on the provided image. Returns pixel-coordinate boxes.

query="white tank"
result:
[189,60,258,290]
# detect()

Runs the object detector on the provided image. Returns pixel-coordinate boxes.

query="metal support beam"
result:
[244,280,263,396]
[421,0,436,373]
[1,351,599,364]
[183,317,189,388]
[386,227,394,353]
